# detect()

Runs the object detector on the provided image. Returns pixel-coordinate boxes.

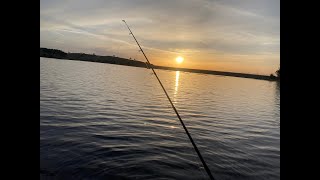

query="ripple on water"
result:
[40,58,280,180]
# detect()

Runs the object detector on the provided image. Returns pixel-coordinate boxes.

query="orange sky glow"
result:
[41,0,279,75]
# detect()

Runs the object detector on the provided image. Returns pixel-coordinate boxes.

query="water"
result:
[40,57,280,180]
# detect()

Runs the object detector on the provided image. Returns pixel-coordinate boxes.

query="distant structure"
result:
[270,74,276,79]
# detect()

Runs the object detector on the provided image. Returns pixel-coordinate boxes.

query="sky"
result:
[40,0,280,75]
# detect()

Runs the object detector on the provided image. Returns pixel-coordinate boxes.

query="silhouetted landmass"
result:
[268,67,280,81]
[276,68,280,80]
[40,47,277,81]
[40,47,148,68]
[40,48,68,59]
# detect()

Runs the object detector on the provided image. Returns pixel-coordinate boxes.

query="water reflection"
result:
[174,71,180,95]
[173,71,180,103]
[276,81,280,97]
[41,58,280,180]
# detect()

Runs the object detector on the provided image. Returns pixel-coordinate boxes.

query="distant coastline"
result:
[40,47,278,81]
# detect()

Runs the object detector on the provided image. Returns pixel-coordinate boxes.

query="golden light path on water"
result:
[169,71,180,129]
[173,71,180,102]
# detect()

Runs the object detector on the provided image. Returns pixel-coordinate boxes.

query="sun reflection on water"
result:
[173,71,180,102]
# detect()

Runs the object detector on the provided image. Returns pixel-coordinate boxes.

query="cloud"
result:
[40,0,279,74]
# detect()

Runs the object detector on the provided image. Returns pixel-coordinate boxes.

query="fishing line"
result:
[122,20,215,180]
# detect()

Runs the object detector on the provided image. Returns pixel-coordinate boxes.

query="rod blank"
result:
[122,20,215,180]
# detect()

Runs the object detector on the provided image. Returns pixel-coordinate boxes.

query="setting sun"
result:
[176,56,184,64]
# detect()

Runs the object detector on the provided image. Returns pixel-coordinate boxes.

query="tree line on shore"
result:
[41,47,279,81]
[269,67,280,81]
[40,47,148,68]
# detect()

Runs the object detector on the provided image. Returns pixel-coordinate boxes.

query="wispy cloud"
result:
[40,0,279,74]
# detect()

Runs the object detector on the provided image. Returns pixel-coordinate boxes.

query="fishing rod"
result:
[122,20,215,180]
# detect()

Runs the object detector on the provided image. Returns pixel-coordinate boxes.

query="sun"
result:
[176,56,184,64]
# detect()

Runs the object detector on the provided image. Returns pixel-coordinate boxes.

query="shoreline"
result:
[40,47,277,81]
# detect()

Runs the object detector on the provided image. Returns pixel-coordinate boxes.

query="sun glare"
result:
[176,56,184,64]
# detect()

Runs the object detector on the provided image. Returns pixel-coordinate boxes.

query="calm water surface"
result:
[40,57,280,180]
